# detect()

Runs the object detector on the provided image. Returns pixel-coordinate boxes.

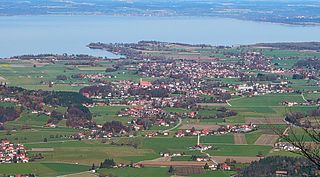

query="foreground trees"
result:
[240,156,318,177]
[275,109,320,169]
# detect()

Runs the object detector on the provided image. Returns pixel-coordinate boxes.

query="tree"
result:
[273,112,320,169]
[168,165,175,173]
[43,138,47,142]
[100,159,116,168]
[240,156,318,177]
[56,75,68,81]
[204,163,209,170]
[91,163,96,170]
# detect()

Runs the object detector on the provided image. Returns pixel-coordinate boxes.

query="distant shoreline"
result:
[0,14,319,27]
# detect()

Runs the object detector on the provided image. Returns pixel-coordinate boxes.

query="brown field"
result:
[137,161,212,167]
[175,167,204,176]
[196,103,228,107]
[212,156,262,163]
[254,134,279,146]
[234,133,247,144]
[245,118,286,125]
[179,124,220,131]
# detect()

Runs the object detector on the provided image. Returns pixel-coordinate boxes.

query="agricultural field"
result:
[0,163,89,177]
[90,106,128,124]
[24,140,159,165]
[98,167,235,177]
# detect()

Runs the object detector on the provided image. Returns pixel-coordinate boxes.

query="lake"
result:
[1,15,320,58]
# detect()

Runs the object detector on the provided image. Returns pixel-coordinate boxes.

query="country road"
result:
[162,117,182,133]
[301,93,308,102]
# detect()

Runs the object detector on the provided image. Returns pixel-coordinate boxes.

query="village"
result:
[0,140,29,164]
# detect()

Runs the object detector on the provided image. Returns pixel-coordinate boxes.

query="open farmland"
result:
[229,93,305,107]
[25,140,158,165]
[0,163,89,177]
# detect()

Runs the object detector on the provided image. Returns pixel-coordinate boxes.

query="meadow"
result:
[0,163,89,177]
[98,167,235,177]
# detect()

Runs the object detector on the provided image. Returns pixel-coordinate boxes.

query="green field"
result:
[206,144,272,156]
[25,140,158,165]
[98,167,235,177]
[229,93,304,107]
[0,163,89,177]
[90,106,128,124]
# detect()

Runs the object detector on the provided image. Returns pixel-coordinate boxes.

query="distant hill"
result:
[1,0,320,25]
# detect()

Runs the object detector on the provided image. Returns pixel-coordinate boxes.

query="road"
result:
[301,93,308,102]
[162,117,182,133]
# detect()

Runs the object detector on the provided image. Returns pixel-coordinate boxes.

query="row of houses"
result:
[175,123,256,138]
[0,140,29,164]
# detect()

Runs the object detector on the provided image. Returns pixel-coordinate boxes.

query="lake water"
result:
[1,15,320,58]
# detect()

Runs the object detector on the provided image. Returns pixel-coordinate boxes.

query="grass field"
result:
[98,167,235,177]
[245,131,263,144]
[90,106,128,124]
[262,49,320,58]
[206,144,272,156]
[5,110,49,127]
[0,163,89,177]
[99,167,169,177]
[25,140,158,165]
[229,93,304,107]
[0,128,77,144]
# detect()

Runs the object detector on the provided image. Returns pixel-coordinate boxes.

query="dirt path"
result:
[254,134,279,146]
[234,133,247,144]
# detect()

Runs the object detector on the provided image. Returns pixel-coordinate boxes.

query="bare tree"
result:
[273,111,320,169]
